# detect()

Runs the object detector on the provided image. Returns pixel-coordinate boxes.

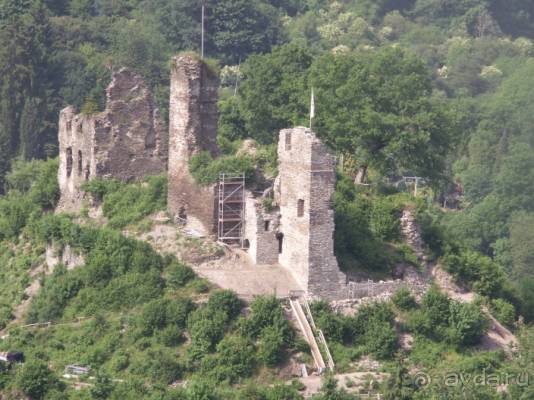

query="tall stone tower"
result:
[276,127,346,299]
[167,54,219,236]
[57,68,168,212]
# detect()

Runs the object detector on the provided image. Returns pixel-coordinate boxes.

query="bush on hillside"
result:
[442,250,505,298]
[447,301,490,346]
[202,335,256,383]
[491,298,516,329]
[15,361,63,400]
[392,287,417,311]
[83,175,167,228]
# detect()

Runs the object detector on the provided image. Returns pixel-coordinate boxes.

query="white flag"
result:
[310,88,315,120]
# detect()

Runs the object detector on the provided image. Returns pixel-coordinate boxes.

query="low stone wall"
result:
[347,279,428,300]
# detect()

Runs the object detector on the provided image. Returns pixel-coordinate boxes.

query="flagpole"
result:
[309,88,315,130]
[201,3,205,60]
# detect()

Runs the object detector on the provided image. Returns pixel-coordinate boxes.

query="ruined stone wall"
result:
[57,107,96,211]
[307,139,347,299]
[244,193,279,265]
[167,55,219,236]
[57,68,167,212]
[277,127,346,299]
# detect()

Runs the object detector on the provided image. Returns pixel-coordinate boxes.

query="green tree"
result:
[309,47,454,183]
[239,44,313,143]
[15,361,62,399]
[206,0,283,64]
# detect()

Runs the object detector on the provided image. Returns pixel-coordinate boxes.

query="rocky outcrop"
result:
[57,68,168,212]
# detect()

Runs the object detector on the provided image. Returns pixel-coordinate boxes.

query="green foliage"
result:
[83,175,167,229]
[166,260,196,289]
[0,158,59,241]
[310,47,454,182]
[392,288,417,311]
[312,300,398,360]
[442,249,505,297]
[189,151,256,186]
[238,44,313,143]
[240,296,294,346]
[406,287,489,346]
[258,325,286,367]
[202,335,256,383]
[15,361,62,400]
[491,298,515,329]
[448,301,490,346]
[333,174,397,272]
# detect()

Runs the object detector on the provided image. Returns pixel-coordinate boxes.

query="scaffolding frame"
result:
[218,173,245,247]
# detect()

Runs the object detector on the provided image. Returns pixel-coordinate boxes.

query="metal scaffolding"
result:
[218,173,245,246]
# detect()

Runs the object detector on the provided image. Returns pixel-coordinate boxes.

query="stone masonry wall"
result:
[277,127,346,299]
[57,68,167,212]
[167,55,219,236]
[244,192,279,265]
[307,138,347,299]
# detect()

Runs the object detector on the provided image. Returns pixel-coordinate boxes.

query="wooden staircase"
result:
[289,295,335,373]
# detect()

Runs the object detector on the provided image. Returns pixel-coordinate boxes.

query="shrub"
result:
[206,290,243,322]
[442,250,505,298]
[15,361,62,400]
[188,308,228,358]
[421,286,451,327]
[26,266,84,323]
[166,261,195,288]
[447,301,489,346]
[206,335,256,383]
[364,318,398,359]
[139,299,171,336]
[491,299,516,329]
[310,301,350,344]
[392,288,417,311]
[369,197,401,241]
[240,296,293,345]
[189,151,256,186]
[351,301,396,337]
[258,325,286,366]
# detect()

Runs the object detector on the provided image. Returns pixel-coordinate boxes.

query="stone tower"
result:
[167,54,219,236]
[276,127,346,299]
[57,68,168,212]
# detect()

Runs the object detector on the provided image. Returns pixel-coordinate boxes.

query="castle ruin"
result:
[56,56,348,300]
[57,68,168,211]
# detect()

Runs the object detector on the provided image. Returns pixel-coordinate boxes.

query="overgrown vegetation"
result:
[189,151,256,186]
[2,0,534,397]
[82,175,167,228]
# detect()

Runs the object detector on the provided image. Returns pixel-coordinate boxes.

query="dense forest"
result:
[1,0,534,399]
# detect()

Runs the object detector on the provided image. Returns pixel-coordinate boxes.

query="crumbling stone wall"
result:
[244,193,279,265]
[57,68,167,211]
[276,127,347,299]
[167,55,219,236]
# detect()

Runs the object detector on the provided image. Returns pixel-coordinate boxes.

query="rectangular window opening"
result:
[285,132,292,151]
[264,220,270,232]
[297,199,304,217]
